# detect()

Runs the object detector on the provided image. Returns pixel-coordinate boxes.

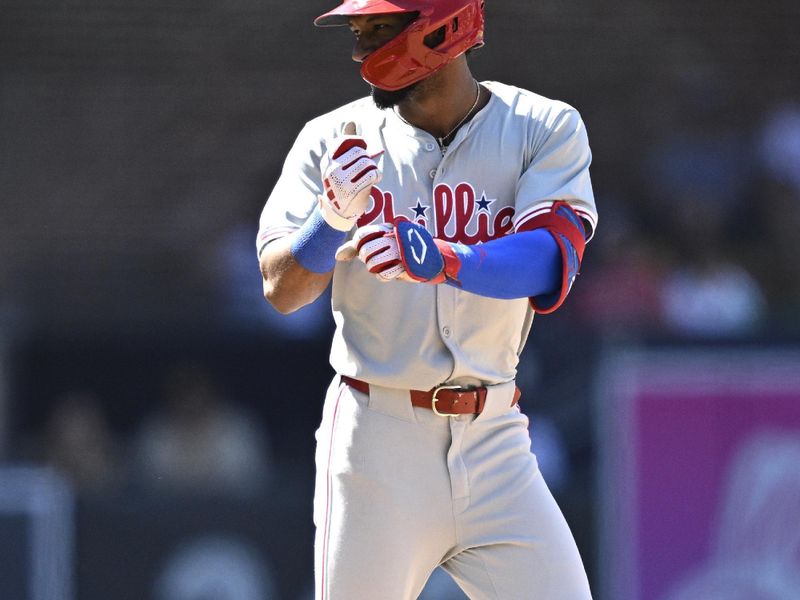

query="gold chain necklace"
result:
[393,80,482,152]
[436,80,481,150]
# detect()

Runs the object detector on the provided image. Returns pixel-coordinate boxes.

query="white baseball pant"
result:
[313,376,593,599]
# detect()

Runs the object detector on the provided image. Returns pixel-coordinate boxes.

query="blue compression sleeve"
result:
[445,230,561,299]
[289,208,348,273]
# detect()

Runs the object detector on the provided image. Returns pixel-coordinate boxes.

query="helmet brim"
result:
[314,0,421,27]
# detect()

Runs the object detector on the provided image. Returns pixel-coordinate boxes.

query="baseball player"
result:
[257,1,597,598]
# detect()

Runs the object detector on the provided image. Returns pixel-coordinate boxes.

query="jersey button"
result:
[429,169,436,179]
[425,142,436,151]
[442,326,451,338]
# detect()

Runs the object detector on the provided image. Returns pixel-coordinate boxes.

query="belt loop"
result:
[364,383,418,423]
[474,380,518,422]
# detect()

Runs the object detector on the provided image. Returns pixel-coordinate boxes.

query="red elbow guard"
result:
[517,201,587,313]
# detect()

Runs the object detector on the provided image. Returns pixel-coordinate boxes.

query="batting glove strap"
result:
[319,197,360,232]
[393,220,448,283]
[433,239,463,284]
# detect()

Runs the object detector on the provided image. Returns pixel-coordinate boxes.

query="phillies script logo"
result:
[356,183,515,244]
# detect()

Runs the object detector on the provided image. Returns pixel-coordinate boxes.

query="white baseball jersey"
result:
[258,80,597,390]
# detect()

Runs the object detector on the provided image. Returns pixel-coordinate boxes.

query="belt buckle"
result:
[431,384,460,417]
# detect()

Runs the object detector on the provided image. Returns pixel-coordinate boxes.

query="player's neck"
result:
[395,61,485,141]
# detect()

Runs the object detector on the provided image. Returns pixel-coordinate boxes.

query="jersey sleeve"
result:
[256,123,327,257]
[513,107,597,241]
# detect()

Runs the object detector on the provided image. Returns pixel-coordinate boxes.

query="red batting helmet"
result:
[314,0,485,91]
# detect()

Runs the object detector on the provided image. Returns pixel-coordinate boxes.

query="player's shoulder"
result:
[301,96,385,138]
[483,81,583,128]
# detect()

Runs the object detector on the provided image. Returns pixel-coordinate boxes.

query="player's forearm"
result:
[442,201,587,312]
[444,230,561,299]
[260,236,334,314]
[260,206,351,313]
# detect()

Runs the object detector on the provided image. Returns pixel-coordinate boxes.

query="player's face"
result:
[349,13,419,109]
[348,13,416,63]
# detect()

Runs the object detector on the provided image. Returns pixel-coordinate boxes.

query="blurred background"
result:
[1,0,799,598]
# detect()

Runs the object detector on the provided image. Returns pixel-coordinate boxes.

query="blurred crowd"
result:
[571,97,800,338]
[29,361,273,499]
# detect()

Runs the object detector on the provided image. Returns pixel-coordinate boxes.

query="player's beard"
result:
[370,82,418,110]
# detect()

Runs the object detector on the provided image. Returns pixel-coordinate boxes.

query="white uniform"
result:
[258,81,597,599]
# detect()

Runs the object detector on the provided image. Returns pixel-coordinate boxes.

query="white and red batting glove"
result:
[319,122,383,231]
[335,223,407,281]
[336,220,462,284]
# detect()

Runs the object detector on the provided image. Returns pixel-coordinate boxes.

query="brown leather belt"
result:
[340,375,521,416]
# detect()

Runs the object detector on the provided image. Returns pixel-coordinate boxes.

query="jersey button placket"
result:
[424,136,440,179]
[436,285,460,381]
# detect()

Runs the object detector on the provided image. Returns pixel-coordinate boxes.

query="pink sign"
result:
[598,349,800,600]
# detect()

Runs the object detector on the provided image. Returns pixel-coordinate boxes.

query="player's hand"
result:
[335,223,409,282]
[336,220,460,284]
[319,122,383,232]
